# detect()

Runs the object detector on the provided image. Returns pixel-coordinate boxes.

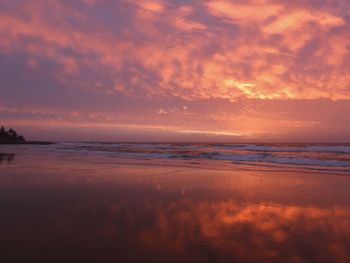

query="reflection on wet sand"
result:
[0,153,15,165]
[1,185,350,262]
[0,152,350,263]
[138,202,350,263]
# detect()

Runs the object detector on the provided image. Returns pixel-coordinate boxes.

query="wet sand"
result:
[1,148,350,263]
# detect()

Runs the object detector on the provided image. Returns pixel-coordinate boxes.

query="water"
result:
[41,142,350,174]
[1,143,350,262]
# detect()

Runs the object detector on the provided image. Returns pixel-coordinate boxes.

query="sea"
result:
[21,142,350,174]
[2,142,350,262]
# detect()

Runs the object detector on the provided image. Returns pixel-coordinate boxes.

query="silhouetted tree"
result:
[8,129,17,137]
[0,126,26,144]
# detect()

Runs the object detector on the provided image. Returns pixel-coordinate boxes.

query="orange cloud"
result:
[1,0,349,101]
[0,0,350,140]
[206,0,283,23]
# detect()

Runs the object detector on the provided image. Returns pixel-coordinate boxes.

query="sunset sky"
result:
[1,0,350,142]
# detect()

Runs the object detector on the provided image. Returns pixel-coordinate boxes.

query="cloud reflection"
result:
[2,190,349,262]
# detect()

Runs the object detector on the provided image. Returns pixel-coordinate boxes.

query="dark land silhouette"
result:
[0,126,54,145]
[0,126,26,144]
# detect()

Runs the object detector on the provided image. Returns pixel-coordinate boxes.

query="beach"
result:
[1,144,350,263]
[2,0,350,261]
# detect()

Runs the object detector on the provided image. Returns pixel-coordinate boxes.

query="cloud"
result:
[0,0,350,140]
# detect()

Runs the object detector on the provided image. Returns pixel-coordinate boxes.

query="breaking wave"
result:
[44,142,350,173]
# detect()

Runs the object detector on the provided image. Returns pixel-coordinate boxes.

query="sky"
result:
[0,0,350,142]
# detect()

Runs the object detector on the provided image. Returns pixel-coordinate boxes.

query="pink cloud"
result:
[0,0,350,140]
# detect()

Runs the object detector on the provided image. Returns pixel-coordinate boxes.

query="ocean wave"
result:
[213,153,350,167]
[212,144,350,154]
[50,143,350,172]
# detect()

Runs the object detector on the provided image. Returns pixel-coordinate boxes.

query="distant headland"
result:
[0,126,53,145]
[0,126,26,144]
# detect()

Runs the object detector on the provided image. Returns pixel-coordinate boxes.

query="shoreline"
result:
[1,142,350,176]
[1,144,350,262]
